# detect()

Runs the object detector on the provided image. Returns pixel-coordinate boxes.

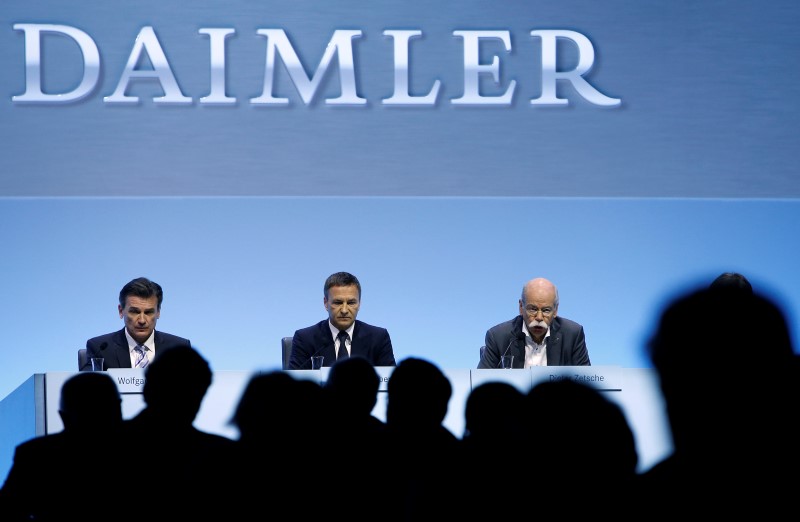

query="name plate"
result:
[106,368,147,393]
[374,366,393,391]
[530,366,622,391]
[290,366,395,391]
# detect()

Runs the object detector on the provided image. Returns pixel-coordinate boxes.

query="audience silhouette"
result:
[323,356,387,519]
[324,355,386,441]
[463,381,526,452]
[231,370,301,448]
[525,378,639,517]
[384,357,465,521]
[120,345,237,522]
[638,284,798,515]
[229,370,329,520]
[461,381,527,519]
[0,372,123,521]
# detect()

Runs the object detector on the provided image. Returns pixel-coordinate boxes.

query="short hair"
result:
[387,357,452,427]
[325,356,380,414]
[60,372,121,414]
[143,345,212,407]
[119,277,164,309]
[324,272,361,299]
[709,272,753,295]
[520,281,560,309]
[59,372,122,431]
[648,287,792,372]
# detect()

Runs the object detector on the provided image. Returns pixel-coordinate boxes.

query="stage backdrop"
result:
[1,2,798,405]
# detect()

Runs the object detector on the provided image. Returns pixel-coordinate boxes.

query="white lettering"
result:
[10,24,621,108]
[382,30,440,106]
[199,28,236,105]
[452,30,515,106]
[251,29,366,106]
[12,23,100,103]
[104,26,192,105]
[530,30,621,107]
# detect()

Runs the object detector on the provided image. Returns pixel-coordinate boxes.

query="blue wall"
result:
[1,1,799,402]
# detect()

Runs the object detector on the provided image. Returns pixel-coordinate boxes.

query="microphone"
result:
[499,332,525,368]
[99,342,108,351]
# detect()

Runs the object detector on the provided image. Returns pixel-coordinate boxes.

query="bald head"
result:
[520,278,559,309]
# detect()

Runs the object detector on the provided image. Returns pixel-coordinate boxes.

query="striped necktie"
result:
[134,345,149,368]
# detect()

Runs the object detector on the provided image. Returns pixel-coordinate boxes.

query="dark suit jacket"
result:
[0,431,118,521]
[289,319,396,369]
[120,410,237,521]
[82,328,191,371]
[478,315,590,368]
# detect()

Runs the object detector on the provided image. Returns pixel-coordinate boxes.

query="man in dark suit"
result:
[0,372,123,521]
[121,345,237,522]
[82,277,191,370]
[289,272,396,369]
[478,277,590,368]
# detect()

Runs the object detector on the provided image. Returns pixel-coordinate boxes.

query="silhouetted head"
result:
[525,379,638,476]
[649,287,792,375]
[231,371,295,440]
[231,371,327,447]
[59,372,122,434]
[387,357,451,430]
[464,381,525,442]
[647,286,795,457]
[709,272,753,295]
[325,356,380,416]
[142,345,212,425]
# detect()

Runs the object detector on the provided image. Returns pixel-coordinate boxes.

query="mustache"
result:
[528,319,547,329]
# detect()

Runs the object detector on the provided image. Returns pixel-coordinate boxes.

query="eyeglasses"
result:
[523,305,554,317]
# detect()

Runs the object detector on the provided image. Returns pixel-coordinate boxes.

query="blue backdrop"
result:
[1,1,799,403]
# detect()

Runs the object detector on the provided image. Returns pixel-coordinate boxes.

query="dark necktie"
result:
[337,330,349,360]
